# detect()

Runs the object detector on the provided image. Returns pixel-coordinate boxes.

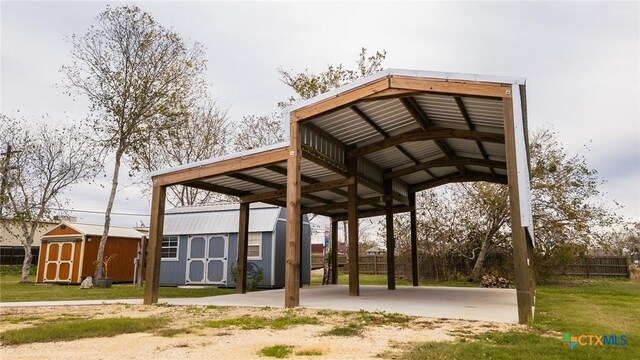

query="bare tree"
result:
[135,100,232,207]
[0,115,100,282]
[61,5,208,279]
[234,113,285,151]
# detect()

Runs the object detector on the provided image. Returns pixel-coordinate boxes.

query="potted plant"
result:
[94,254,117,288]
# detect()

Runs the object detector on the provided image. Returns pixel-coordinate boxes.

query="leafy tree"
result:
[61,5,208,279]
[386,127,622,281]
[135,100,232,207]
[234,48,387,152]
[278,47,387,109]
[0,115,100,282]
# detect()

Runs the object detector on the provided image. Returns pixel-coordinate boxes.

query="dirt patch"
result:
[0,305,520,359]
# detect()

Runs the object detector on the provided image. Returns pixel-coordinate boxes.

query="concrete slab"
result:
[1,285,518,323]
[169,285,519,323]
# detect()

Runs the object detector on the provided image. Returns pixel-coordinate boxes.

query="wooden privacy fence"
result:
[312,254,391,274]
[558,256,629,278]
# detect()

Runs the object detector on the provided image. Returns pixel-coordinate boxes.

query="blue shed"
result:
[159,203,311,288]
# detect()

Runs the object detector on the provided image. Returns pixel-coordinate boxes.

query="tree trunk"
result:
[470,226,500,279]
[20,241,33,283]
[95,148,123,279]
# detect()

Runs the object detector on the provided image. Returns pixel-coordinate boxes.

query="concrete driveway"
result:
[1,285,518,323]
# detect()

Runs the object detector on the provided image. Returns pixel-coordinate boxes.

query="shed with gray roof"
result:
[159,203,311,288]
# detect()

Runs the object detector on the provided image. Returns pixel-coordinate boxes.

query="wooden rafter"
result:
[384,156,507,180]
[401,97,467,176]
[349,127,504,157]
[350,105,437,179]
[303,195,387,214]
[185,180,251,197]
[332,204,414,222]
[454,96,498,176]
[228,173,331,205]
[409,171,507,193]
[240,177,355,203]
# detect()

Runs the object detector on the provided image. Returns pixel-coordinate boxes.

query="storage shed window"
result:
[161,236,179,260]
[248,233,262,259]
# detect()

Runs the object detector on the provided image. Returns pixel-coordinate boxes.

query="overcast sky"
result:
[1,1,639,227]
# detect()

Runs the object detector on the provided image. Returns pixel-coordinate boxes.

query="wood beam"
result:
[409,192,419,286]
[332,205,414,222]
[331,219,338,285]
[229,172,331,205]
[351,105,437,179]
[240,177,355,204]
[503,95,534,325]
[390,76,512,99]
[236,202,249,294]
[385,156,507,180]
[143,185,166,305]
[303,195,387,214]
[384,176,396,290]
[349,128,504,157]
[292,77,390,121]
[454,96,498,176]
[185,180,251,197]
[153,147,289,187]
[285,121,302,308]
[347,156,359,296]
[401,97,467,175]
[410,171,508,193]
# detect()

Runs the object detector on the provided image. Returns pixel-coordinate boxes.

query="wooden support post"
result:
[237,202,250,294]
[300,214,304,288]
[331,219,338,285]
[503,96,534,325]
[384,176,395,290]
[285,120,302,308]
[143,185,166,305]
[347,156,359,296]
[409,192,419,287]
[527,236,536,307]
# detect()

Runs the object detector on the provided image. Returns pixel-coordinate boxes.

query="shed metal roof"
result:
[163,203,282,235]
[43,223,144,239]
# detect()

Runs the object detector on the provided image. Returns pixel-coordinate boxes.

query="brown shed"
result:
[36,223,143,284]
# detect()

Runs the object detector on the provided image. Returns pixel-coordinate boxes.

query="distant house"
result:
[0,218,65,266]
[36,223,144,284]
[366,245,386,256]
[159,203,311,288]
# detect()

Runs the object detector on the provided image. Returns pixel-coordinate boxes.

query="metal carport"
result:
[143,69,536,324]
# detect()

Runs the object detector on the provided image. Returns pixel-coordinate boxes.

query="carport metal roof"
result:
[151,69,532,237]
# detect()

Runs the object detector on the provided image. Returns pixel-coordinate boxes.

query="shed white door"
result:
[186,235,227,285]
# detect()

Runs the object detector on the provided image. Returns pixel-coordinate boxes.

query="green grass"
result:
[0,274,234,302]
[0,317,167,345]
[204,314,319,330]
[295,349,323,356]
[258,345,293,358]
[322,323,364,337]
[401,279,640,359]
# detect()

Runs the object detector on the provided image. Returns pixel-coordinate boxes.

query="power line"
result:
[47,207,150,217]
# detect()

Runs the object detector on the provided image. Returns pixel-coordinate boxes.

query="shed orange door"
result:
[43,241,76,282]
